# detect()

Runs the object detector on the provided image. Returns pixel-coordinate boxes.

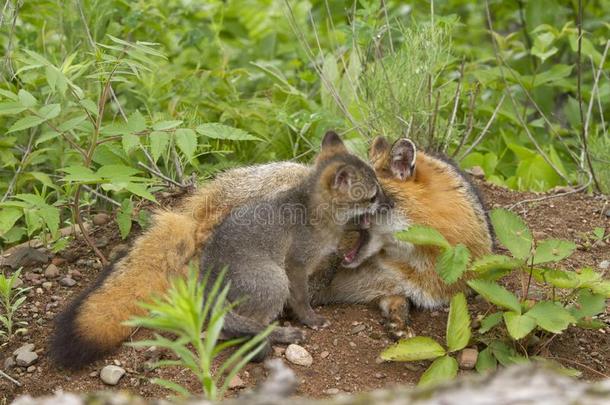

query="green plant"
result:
[384,208,610,386]
[125,264,272,399]
[0,269,31,340]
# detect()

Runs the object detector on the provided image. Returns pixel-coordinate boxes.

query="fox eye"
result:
[369,193,377,203]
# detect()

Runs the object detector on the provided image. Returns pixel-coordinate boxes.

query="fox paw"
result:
[387,324,416,341]
[272,326,306,344]
[300,312,330,330]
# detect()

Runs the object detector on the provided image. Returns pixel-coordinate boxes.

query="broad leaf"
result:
[18,89,37,107]
[0,207,23,234]
[489,209,532,259]
[61,166,102,183]
[380,336,446,362]
[446,293,471,352]
[394,225,450,250]
[152,120,182,131]
[475,347,497,373]
[570,289,606,320]
[467,279,521,313]
[479,312,503,334]
[488,340,527,366]
[38,104,61,120]
[175,128,197,159]
[418,356,458,387]
[436,244,470,284]
[503,311,537,340]
[122,133,140,154]
[116,199,133,239]
[471,254,523,273]
[526,301,576,333]
[150,131,171,162]
[8,115,46,133]
[533,239,576,264]
[196,123,260,141]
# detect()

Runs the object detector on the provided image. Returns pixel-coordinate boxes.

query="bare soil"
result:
[1,180,609,402]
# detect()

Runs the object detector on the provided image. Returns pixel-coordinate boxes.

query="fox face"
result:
[313,131,392,229]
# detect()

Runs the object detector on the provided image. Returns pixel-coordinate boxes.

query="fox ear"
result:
[390,138,417,180]
[369,136,391,171]
[332,165,355,191]
[318,130,348,164]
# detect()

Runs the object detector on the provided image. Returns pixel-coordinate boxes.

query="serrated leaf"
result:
[446,293,471,352]
[116,199,133,239]
[124,182,156,202]
[468,279,521,313]
[488,340,526,366]
[8,115,46,133]
[122,133,140,154]
[0,207,23,234]
[380,336,446,362]
[18,89,37,107]
[503,311,537,340]
[39,205,60,238]
[418,355,458,387]
[127,110,147,133]
[175,128,197,159]
[533,239,576,264]
[479,312,503,334]
[61,165,102,183]
[475,347,497,373]
[436,244,470,284]
[394,225,451,249]
[152,120,182,131]
[531,268,580,289]
[57,115,88,132]
[471,254,523,273]
[196,122,260,141]
[490,208,532,259]
[570,289,605,320]
[96,164,141,179]
[526,301,576,333]
[149,131,170,162]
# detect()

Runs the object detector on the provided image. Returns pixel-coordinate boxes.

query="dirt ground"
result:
[1,179,609,402]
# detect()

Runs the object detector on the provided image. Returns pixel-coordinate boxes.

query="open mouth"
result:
[341,213,372,266]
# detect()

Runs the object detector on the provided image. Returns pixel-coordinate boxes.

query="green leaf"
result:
[533,239,576,264]
[471,255,523,273]
[39,205,60,238]
[61,166,102,183]
[0,102,26,115]
[175,128,197,159]
[446,293,471,352]
[150,131,171,162]
[475,347,497,373]
[570,289,606,320]
[526,301,576,333]
[116,200,133,240]
[127,111,147,133]
[122,133,140,154]
[489,209,532,259]
[8,115,46,133]
[96,164,141,179]
[418,356,458,387]
[503,311,537,340]
[488,340,526,366]
[38,104,61,120]
[152,120,182,131]
[479,312,503,334]
[0,207,23,234]
[123,182,156,202]
[196,123,260,141]
[531,268,580,289]
[18,89,37,107]
[436,244,470,284]
[380,336,446,362]
[394,225,451,250]
[467,279,521,314]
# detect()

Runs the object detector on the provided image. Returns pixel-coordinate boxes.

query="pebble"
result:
[320,351,330,359]
[4,356,16,369]
[323,388,340,395]
[599,260,609,270]
[100,365,126,385]
[27,366,36,373]
[605,209,610,218]
[13,277,24,289]
[13,343,35,356]
[348,341,356,348]
[457,348,478,370]
[93,213,111,225]
[51,257,66,266]
[44,264,60,279]
[285,344,313,367]
[16,351,39,367]
[59,277,76,287]
[42,281,53,290]
[228,375,245,389]
[351,324,366,334]
[404,362,421,372]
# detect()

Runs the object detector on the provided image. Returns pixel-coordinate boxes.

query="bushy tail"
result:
[50,186,227,369]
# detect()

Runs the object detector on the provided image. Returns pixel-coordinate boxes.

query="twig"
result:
[452,83,479,158]
[0,369,21,387]
[576,0,601,192]
[484,1,572,186]
[171,144,185,185]
[458,94,506,160]
[507,174,592,211]
[82,185,121,207]
[137,161,185,188]
[1,129,35,202]
[441,60,464,153]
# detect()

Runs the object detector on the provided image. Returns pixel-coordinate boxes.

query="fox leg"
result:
[378,295,415,340]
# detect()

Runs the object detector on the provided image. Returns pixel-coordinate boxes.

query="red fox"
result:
[50,135,492,368]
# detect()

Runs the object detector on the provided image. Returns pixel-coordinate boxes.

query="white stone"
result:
[285,344,313,367]
[100,365,126,386]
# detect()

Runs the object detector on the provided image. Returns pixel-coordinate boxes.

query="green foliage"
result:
[126,264,272,399]
[386,207,609,385]
[0,269,30,340]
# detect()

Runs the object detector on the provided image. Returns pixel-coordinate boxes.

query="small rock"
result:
[89,371,98,378]
[332,338,338,346]
[69,270,82,280]
[228,375,245,389]
[42,281,53,290]
[468,166,485,178]
[44,264,60,279]
[599,260,610,270]
[605,209,610,218]
[27,366,36,373]
[457,348,478,370]
[51,257,66,266]
[404,362,421,372]
[4,356,16,369]
[374,372,386,379]
[13,277,24,289]
[13,343,35,356]
[1,247,49,269]
[323,388,340,395]
[285,344,313,367]
[59,277,76,287]
[16,351,39,367]
[273,346,286,357]
[351,324,366,334]
[93,213,110,226]
[100,365,126,385]
[320,351,330,359]
[348,341,356,348]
